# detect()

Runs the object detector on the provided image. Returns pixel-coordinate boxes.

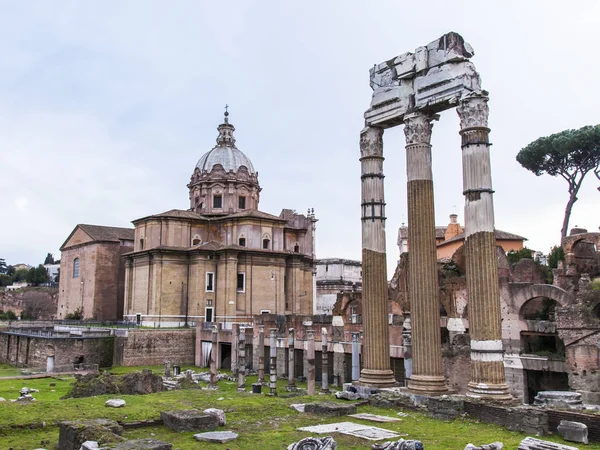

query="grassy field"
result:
[0,365,596,449]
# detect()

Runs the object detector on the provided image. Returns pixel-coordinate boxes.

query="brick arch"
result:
[512,283,573,316]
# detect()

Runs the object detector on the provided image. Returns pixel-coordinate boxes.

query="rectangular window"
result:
[73,258,80,278]
[237,273,245,292]
[213,195,222,208]
[238,196,246,209]
[206,272,214,292]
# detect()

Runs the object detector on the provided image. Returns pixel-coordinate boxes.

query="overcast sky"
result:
[1,1,599,276]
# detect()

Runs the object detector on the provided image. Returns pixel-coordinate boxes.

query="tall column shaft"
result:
[457,93,510,400]
[358,126,395,387]
[404,113,447,395]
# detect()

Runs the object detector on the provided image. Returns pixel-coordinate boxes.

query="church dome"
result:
[195,111,256,174]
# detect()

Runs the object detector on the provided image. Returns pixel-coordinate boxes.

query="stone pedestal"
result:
[457,93,510,400]
[358,126,396,387]
[403,113,447,395]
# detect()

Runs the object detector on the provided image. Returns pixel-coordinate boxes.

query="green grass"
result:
[0,366,597,449]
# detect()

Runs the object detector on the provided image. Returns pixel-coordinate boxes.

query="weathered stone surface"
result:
[303,401,357,416]
[344,427,400,441]
[290,404,306,413]
[203,408,226,426]
[372,439,424,450]
[64,370,164,399]
[518,437,579,450]
[194,431,239,444]
[79,441,100,450]
[533,391,582,409]
[105,399,126,408]
[298,422,366,434]
[464,443,503,450]
[160,409,218,432]
[58,419,124,450]
[335,390,360,401]
[348,413,401,423]
[288,436,337,450]
[426,396,464,420]
[557,420,588,444]
[113,439,172,449]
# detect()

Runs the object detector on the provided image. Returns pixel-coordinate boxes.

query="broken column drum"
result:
[359,126,396,387]
[361,31,509,397]
[458,93,510,399]
[404,112,447,395]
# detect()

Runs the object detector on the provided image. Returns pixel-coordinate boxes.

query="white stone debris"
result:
[105,399,126,408]
[203,408,226,426]
[194,431,238,443]
[290,404,306,413]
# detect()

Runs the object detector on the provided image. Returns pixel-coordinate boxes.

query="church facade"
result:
[123,112,317,326]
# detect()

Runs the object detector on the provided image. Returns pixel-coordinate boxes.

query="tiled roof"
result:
[153,209,206,219]
[438,229,527,246]
[78,224,134,242]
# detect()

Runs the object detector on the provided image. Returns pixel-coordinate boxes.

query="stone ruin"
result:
[359,31,509,399]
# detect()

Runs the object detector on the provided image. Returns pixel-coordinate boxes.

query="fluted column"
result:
[358,126,396,387]
[457,93,511,400]
[404,112,447,395]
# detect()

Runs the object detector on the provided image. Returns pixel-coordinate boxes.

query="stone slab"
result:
[343,427,400,441]
[557,420,588,444]
[298,422,367,434]
[348,414,401,423]
[113,439,172,449]
[303,401,357,416]
[518,437,579,450]
[160,410,218,432]
[194,431,238,443]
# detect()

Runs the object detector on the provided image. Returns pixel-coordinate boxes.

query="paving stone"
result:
[105,399,126,408]
[343,427,400,441]
[303,401,357,416]
[287,436,337,449]
[518,437,579,450]
[160,410,218,432]
[557,420,588,445]
[113,438,172,449]
[348,413,401,423]
[298,422,367,434]
[194,431,238,443]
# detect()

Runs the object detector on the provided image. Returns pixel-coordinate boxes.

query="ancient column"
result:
[238,326,246,391]
[403,112,448,395]
[209,325,218,389]
[287,328,296,390]
[457,93,511,400]
[351,332,360,381]
[321,328,329,393]
[269,328,277,395]
[306,328,316,395]
[258,325,265,384]
[358,126,396,387]
[402,312,412,385]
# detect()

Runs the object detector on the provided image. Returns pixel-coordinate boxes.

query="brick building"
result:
[57,224,134,320]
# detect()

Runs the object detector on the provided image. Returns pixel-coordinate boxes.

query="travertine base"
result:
[458,94,510,400]
[358,126,396,387]
[404,113,447,395]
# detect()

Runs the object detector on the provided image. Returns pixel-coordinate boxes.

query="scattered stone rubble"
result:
[288,436,337,450]
[372,439,424,450]
[464,443,503,450]
[63,370,164,399]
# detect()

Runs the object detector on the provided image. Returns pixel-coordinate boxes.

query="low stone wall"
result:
[0,332,113,368]
[463,402,548,435]
[113,329,195,366]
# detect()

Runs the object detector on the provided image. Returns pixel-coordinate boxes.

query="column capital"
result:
[403,112,439,145]
[457,93,489,129]
[360,126,384,159]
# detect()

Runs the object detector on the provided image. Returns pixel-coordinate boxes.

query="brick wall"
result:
[463,402,548,435]
[113,329,195,366]
[547,409,600,443]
